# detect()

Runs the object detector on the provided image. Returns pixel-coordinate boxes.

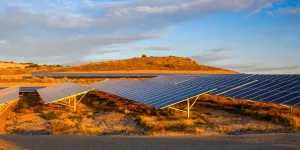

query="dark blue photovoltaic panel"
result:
[29,74,300,107]
[37,82,93,103]
[0,86,20,104]
[32,73,202,78]
[0,86,46,93]
[144,75,199,85]
[88,74,300,107]
[214,74,300,106]
[88,79,215,108]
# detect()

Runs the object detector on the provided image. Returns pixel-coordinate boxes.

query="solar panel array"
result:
[0,86,46,93]
[187,74,300,106]
[1,74,298,109]
[37,82,93,103]
[207,75,300,106]
[0,86,20,104]
[31,73,179,78]
[88,79,215,108]
[88,74,300,108]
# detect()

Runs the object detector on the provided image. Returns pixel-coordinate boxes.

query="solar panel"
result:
[31,73,186,78]
[0,86,20,104]
[201,74,300,83]
[144,75,199,85]
[0,86,46,93]
[213,75,300,106]
[88,79,215,108]
[95,75,300,107]
[37,82,93,103]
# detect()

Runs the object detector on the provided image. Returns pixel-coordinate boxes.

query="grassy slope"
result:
[52,56,238,73]
[0,56,239,75]
[0,62,28,69]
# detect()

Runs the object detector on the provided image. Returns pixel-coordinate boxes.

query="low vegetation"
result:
[0,91,297,136]
[0,66,63,75]
[0,77,145,85]
[197,95,300,132]
[0,56,237,75]
[39,56,236,73]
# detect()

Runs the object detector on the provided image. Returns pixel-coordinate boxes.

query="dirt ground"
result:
[0,93,288,136]
[0,133,299,150]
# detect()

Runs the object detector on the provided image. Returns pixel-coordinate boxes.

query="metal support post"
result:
[187,99,190,119]
[290,106,293,114]
[74,97,77,112]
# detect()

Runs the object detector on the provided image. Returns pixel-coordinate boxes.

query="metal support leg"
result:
[187,99,190,119]
[290,106,293,114]
[74,97,77,112]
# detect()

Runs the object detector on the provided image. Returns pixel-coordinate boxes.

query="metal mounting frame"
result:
[166,89,217,119]
[0,100,17,116]
[49,91,89,112]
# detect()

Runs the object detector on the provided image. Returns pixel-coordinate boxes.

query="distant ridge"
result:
[52,56,239,74]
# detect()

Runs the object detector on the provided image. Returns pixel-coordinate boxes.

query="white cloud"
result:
[189,48,233,64]
[216,63,300,74]
[0,34,162,64]
[144,46,174,51]
[0,0,282,63]
[47,14,94,29]
[279,6,300,15]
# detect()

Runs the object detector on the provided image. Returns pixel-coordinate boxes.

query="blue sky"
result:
[0,0,299,73]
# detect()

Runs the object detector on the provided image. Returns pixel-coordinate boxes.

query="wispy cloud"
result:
[209,48,233,53]
[0,0,283,63]
[216,63,300,74]
[279,6,300,15]
[0,34,163,64]
[144,46,174,51]
[189,48,233,64]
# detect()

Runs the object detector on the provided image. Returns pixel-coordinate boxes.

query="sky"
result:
[0,0,299,74]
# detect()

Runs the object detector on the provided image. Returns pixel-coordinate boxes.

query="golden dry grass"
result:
[0,62,28,69]
[0,56,238,75]
[48,56,238,73]
[0,91,295,136]
[197,95,300,132]
[0,77,146,86]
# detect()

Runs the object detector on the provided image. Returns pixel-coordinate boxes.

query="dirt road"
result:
[0,134,299,150]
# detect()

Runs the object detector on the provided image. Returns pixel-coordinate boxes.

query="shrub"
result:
[164,64,175,68]
[147,61,154,65]
[141,54,147,58]
[39,112,60,120]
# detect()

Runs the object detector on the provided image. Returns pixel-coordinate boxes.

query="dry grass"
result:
[0,91,295,136]
[138,115,206,135]
[0,66,62,75]
[0,62,28,69]
[0,56,237,75]
[197,95,300,132]
[0,77,145,86]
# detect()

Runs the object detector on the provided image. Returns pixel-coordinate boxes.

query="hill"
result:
[0,62,29,69]
[53,56,238,74]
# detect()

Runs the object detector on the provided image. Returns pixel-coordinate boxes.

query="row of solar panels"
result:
[32,73,300,82]
[88,75,300,107]
[153,75,300,106]
[1,75,300,109]
[0,87,46,93]
[31,73,181,78]
[0,86,20,105]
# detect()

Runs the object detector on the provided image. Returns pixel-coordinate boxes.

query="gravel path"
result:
[0,133,300,150]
